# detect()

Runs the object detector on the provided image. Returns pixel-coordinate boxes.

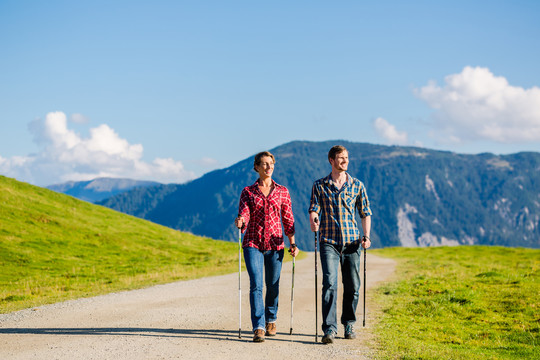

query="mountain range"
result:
[47,178,160,202]
[92,140,539,250]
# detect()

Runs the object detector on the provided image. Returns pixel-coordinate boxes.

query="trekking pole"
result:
[363,246,367,327]
[238,228,242,338]
[289,251,295,335]
[314,217,319,343]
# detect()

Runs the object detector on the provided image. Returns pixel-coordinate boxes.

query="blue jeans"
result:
[243,247,284,331]
[319,241,361,334]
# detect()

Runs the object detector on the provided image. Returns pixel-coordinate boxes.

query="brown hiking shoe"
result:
[266,323,277,336]
[265,322,277,336]
[253,329,265,342]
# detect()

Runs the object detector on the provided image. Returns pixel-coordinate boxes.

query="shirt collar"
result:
[250,179,281,190]
[324,172,351,188]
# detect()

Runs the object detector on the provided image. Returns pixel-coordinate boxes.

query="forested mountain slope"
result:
[99,141,540,250]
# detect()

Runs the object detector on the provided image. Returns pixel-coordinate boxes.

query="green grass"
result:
[0,175,303,314]
[7,175,537,359]
[0,175,249,313]
[371,246,540,360]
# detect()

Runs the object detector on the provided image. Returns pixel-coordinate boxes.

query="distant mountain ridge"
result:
[98,140,540,250]
[47,177,160,202]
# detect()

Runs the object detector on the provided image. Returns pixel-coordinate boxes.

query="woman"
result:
[235,151,299,343]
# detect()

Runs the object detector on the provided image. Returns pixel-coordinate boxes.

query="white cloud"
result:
[415,66,540,143]
[1,111,195,186]
[45,111,80,149]
[85,124,143,161]
[373,117,408,145]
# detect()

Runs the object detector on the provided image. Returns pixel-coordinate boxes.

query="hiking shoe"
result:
[265,322,277,336]
[321,331,335,344]
[344,324,356,339]
[253,329,265,342]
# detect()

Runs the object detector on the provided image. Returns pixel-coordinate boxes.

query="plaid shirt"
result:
[238,180,295,251]
[309,172,372,246]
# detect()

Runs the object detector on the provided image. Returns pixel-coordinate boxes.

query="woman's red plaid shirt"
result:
[238,180,295,251]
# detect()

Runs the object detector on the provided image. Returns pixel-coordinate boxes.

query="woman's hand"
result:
[235,216,244,229]
[288,244,299,257]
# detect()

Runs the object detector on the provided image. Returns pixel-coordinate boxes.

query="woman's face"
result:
[256,156,274,179]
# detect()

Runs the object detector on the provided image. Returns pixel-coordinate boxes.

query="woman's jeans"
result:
[243,247,284,331]
[319,241,361,334]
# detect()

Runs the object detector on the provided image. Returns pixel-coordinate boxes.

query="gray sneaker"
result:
[321,331,335,344]
[344,324,356,339]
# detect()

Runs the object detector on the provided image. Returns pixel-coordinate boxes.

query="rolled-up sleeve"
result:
[281,188,295,236]
[309,182,321,214]
[356,183,372,218]
[238,188,251,232]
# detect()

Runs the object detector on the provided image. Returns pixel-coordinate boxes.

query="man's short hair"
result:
[328,145,348,161]
[253,151,275,172]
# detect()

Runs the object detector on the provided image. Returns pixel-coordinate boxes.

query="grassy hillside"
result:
[372,246,539,360]
[0,175,242,313]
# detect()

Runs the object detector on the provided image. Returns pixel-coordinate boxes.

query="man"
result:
[309,145,372,344]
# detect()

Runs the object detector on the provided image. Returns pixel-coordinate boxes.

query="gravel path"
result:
[0,252,395,360]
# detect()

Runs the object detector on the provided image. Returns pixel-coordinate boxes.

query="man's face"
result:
[330,151,348,172]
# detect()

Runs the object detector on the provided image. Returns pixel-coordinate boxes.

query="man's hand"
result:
[310,212,319,232]
[235,216,244,229]
[361,235,371,249]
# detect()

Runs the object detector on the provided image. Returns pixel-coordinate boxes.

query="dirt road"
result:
[0,252,395,360]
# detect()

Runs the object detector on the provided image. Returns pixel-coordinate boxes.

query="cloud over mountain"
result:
[0,111,195,186]
[373,117,409,145]
[416,66,540,144]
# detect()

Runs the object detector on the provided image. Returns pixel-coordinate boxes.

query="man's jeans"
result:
[243,247,284,331]
[319,241,361,334]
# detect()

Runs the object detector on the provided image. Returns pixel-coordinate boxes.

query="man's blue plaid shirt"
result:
[309,172,372,246]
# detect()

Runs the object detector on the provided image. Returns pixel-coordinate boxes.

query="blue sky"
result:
[1,0,539,186]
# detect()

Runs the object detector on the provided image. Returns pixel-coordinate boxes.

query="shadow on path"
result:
[0,327,320,345]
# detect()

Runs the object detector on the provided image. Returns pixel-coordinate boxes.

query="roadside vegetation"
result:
[3,175,538,359]
[371,246,539,360]
[0,175,241,313]
[0,175,302,313]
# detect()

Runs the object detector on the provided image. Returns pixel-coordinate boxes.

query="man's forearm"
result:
[361,216,371,238]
